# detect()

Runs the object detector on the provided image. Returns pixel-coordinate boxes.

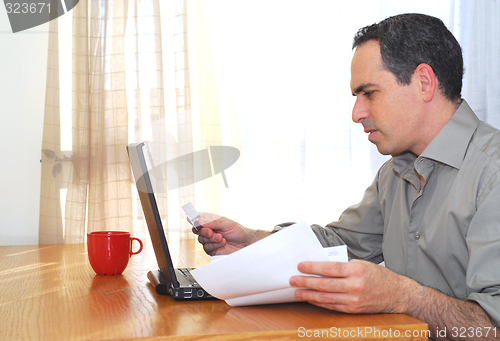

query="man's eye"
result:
[364,91,374,97]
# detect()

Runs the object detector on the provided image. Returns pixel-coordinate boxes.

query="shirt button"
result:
[414,233,420,240]
[419,158,425,163]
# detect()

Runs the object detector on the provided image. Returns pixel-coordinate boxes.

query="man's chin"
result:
[373,143,395,156]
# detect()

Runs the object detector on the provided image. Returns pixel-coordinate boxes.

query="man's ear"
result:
[415,63,437,102]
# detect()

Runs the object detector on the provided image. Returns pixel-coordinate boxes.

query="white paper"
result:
[191,221,348,306]
[226,287,299,306]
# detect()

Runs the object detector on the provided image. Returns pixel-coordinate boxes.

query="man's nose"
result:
[352,97,369,123]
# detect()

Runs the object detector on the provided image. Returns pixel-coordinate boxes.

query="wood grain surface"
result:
[0,241,428,340]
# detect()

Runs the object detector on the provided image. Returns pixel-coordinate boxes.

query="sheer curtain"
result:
[40,0,490,244]
[40,0,168,243]
[458,0,500,128]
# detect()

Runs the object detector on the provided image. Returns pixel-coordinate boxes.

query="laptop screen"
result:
[127,142,179,287]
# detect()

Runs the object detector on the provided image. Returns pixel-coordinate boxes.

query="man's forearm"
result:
[403,279,497,340]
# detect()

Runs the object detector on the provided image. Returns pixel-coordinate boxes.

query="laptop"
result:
[126,142,216,300]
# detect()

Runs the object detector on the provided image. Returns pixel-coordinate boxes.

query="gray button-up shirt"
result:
[277,101,500,325]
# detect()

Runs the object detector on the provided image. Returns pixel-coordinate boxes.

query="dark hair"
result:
[352,13,464,102]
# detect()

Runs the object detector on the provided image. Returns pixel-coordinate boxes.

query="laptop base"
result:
[147,270,217,300]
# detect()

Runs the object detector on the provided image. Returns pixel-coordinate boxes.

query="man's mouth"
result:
[364,129,378,141]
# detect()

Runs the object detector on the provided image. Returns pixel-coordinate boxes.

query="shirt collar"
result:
[393,100,479,172]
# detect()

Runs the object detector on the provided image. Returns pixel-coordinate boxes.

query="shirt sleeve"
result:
[465,170,500,326]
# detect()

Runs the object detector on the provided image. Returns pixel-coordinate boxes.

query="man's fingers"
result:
[202,240,227,255]
[197,227,229,243]
[297,261,351,277]
[294,289,363,314]
[291,275,351,293]
[197,232,223,244]
[198,212,222,225]
[295,288,340,301]
[197,231,226,256]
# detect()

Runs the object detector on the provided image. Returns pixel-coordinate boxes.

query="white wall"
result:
[0,8,48,245]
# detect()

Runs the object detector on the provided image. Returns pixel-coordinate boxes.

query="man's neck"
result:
[412,98,462,156]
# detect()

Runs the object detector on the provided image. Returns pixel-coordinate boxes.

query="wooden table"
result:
[0,241,428,340]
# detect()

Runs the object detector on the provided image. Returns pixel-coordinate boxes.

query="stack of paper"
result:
[191,221,348,306]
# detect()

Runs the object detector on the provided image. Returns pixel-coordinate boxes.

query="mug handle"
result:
[130,237,143,256]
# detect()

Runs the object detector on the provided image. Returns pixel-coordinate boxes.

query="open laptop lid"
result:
[126,142,180,288]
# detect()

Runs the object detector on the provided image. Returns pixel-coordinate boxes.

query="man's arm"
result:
[291,260,498,341]
[406,279,497,340]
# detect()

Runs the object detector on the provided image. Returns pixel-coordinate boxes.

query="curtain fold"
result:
[39,13,64,244]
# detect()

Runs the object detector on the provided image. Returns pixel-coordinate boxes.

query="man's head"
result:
[350,14,464,156]
[353,13,463,103]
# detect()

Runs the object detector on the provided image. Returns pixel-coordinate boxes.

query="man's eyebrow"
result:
[352,83,376,96]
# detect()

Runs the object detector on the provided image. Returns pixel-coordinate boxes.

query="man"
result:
[193,14,500,339]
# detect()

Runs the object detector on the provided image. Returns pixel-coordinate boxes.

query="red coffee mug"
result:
[87,231,143,275]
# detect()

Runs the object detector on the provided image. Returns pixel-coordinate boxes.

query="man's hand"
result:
[193,212,271,256]
[290,259,498,340]
[290,259,408,314]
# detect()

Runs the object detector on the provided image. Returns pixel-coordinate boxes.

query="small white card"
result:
[323,245,348,262]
